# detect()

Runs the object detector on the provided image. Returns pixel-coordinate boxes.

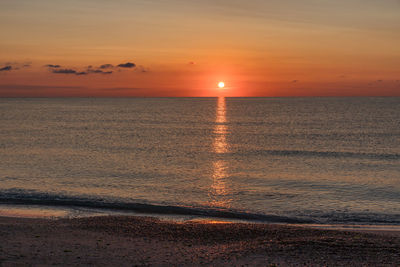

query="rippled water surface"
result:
[1,97,399,224]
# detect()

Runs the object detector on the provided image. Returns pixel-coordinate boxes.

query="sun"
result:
[218,82,225,89]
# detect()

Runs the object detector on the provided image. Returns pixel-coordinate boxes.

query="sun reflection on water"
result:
[214,97,228,154]
[209,97,231,208]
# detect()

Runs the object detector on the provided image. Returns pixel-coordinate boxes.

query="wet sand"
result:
[0,216,399,266]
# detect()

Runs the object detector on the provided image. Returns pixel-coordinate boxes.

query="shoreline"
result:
[1,203,400,235]
[1,215,399,266]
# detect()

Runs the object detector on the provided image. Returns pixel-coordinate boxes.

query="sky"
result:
[0,0,399,97]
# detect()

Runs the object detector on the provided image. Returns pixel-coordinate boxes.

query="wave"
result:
[246,149,400,160]
[1,190,399,225]
[0,190,312,224]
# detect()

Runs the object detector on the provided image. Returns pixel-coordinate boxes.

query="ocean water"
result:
[0,97,399,224]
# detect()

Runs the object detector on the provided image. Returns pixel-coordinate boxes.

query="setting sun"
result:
[218,82,225,89]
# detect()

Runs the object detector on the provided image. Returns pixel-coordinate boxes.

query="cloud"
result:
[99,64,114,69]
[51,69,88,75]
[45,64,61,68]
[88,69,113,74]
[0,66,12,72]
[0,84,84,91]
[291,80,298,83]
[0,62,31,72]
[50,67,112,76]
[52,68,78,74]
[88,69,103,73]
[45,61,141,76]
[117,62,136,68]
[47,65,89,76]
[136,65,149,73]
[0,84,88,97]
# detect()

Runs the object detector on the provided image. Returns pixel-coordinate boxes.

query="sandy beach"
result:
[0,216,399,266]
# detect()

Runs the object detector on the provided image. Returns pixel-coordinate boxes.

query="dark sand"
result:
[0,216,399,266]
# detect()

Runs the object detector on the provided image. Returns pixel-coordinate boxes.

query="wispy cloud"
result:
[0,84,88,97]
[88,69,113,74]
[117,62,136,68]
[52,68,80,74]
[0,66,12,72]
[45,64,61,68]
[0,62,32,72]
[136,65,149,73]
[0,84,84,91]
[99,64,114,69]
[43,61,143,76]
[47,65,111,76]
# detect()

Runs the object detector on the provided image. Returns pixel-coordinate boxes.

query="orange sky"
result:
[0,0,399,97]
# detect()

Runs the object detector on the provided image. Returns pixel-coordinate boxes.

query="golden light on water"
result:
[214,97,228,153]
[211,160,228,194]
[209,96,231,208]
[215,96,227,123]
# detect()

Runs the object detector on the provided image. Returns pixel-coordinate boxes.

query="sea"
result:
[0,97,399,226]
